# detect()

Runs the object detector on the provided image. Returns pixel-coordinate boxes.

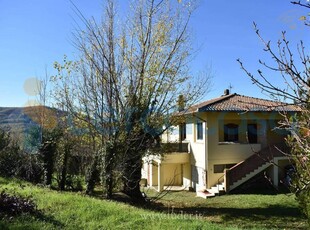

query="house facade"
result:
[142,91,300,196]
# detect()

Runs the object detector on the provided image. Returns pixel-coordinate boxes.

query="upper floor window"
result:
[196,122,203,140]
[247,123,258,143]
[224,123,238,142]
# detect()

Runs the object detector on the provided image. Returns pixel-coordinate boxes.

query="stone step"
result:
[207,183,225,193]
[196,190,215,199]
[196,181,226,199]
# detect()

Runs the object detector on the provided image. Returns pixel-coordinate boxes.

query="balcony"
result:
[146,142,190,164]
[161,142,189,153]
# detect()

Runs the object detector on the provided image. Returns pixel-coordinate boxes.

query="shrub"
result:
[0,129,44,183]
[0,191,39,218]
[66,175,84,191]
[0,139,21,177]
[18,153,44,183]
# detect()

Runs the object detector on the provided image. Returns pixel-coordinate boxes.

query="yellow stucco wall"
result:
[187,118,207,170]
[162,153,189,164]
[182,163,191,188]
[148,162,191,187]
[162,163,182,185]
[157,110,288,190]
[152,163,158,186]
[204,111,287,188]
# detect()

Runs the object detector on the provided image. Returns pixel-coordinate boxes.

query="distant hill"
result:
[0,107,38,134]
[0,106,64,138]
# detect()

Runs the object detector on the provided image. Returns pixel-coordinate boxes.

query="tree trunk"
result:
[104,144,115,199]
[41,142,56,186]
[59,146,69,190]
[86,154,99,195]
[123,151,144,201]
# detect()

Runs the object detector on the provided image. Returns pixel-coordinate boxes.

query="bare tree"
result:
[237,1,310,220]
[52,0,211,200]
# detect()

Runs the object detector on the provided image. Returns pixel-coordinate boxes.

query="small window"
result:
[224,123,238,142]
[247,123,257,143]
[196,122,203,140]
[214,165,225,173]
[180,123,186,140]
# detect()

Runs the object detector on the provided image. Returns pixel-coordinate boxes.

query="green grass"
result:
[0,177,307,230]
[0,177,231,230]
[143,188,307,229]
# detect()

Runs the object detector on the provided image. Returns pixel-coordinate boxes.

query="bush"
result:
[0,129,44,183]
[296,189,310,225]
[18,153,44,183]
[0,191,39,218]
[66,175,84,191]
[0,139,21,177]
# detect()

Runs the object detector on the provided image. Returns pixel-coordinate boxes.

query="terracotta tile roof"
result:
[183,93,301,114]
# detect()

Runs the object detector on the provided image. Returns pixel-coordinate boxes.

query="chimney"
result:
[223,89,230,96]
[178,95,185,112]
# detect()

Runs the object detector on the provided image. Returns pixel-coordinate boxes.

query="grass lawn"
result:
[0,177,307,230]
[143,187,307,229]
[0,177,233,230]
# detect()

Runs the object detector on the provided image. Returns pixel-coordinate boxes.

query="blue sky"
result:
[0,0,309,107]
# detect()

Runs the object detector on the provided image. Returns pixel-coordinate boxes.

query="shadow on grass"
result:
[111,192,307,229]
[0,212,64,229]
[36,212,64,228]
[160,204,304,229]
[230,184,292,195]
[176,205,305,229]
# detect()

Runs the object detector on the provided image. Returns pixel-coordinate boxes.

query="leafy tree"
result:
[0,128,43,183]
[23,76,63,186]
[0,129,20,177]
[52,0,211,200]
[238,0,310,222]
[54,128,81,191]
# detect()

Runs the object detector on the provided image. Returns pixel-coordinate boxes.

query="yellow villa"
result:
[142,90,300,198]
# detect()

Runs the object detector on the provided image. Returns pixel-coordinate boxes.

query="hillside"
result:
[0,106,64,135]
[0,107,37,132]
[0,177,225,230]
[0,177,306,229]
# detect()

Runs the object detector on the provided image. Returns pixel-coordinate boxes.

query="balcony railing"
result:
[149,142,189,154]
[161,142,189,153]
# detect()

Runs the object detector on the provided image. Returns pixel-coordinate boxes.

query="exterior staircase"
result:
[224,145,288,192]
[228,162,271,191]
[196,182,225,198]
[196,145,289,199]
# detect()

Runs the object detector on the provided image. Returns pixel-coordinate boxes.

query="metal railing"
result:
[224,144,289,192]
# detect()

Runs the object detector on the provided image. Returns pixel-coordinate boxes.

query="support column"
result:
[158,163,164,192]
[149,163,153,187]
[273,158,279,188]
